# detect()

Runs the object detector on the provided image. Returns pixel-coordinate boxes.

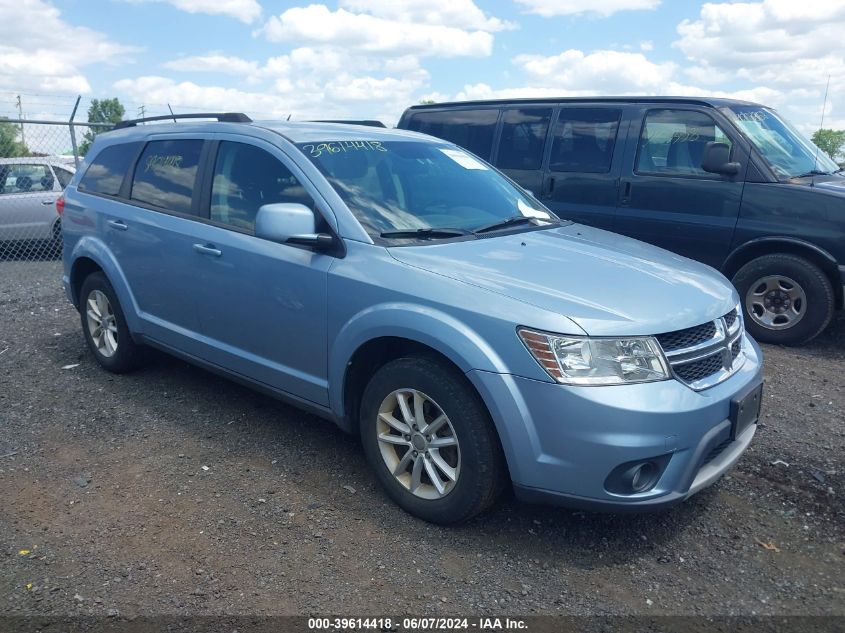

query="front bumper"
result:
[467,334,763,511]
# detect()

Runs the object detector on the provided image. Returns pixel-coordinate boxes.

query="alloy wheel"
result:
[86,289,118,357]
[745,274,807,330]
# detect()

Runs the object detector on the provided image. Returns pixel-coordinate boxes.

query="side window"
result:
[79,142,142,196]
[0,164,54,193]
[495,108,552,171]
[550,108,622,173]
[210,142,315,232]
[636,109,733,176]
[130,139,203,214]
[53,166,74,188]
[406,109,498,160]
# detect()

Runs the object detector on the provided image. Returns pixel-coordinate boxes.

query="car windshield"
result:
[296,140,556,239]
[723,106,839,179]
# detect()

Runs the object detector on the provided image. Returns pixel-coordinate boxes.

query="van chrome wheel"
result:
[745,274,807,330]
[376,389,461,500]
[86,289,118,357]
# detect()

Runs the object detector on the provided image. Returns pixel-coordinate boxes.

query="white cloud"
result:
[0,0,138,94]
[256,4,493,57]
[126,0,261,23]
[338,0,515,31]
[515,0,660,17]
[163,54,260,76]
[515,49,676,93]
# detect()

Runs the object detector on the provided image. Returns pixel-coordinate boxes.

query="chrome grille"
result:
[655,321,717,352]
[656,308,745,391]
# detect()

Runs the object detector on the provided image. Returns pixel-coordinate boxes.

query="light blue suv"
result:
[60,113,763,524]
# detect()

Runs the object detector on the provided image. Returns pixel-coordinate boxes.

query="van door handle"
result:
[107,219,128,231]
[193,243,222,257]
[543,176,555,198]
[620,181,632,206]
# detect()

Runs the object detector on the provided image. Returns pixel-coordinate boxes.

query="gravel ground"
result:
[1,259,843,617]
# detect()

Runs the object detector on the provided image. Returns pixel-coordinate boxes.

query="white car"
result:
[0,156,75,252]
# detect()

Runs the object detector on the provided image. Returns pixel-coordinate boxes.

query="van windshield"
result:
[723,106,839,179]
[296,140,556,239]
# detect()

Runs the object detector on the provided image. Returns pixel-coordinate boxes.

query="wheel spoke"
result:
[423,457,446,495]
[429,435,457,449]
[378,412,410,435]
[392,449,414,477]
[430,450,457,482]
[96,291,108,317]
[378,432,410,446]
[396,392,414,426]
[413,391,426,429]
[87,298,102,319]
[422,413,447,435]
[409,454,424,492]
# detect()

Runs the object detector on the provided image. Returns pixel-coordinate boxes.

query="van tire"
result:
[359,356,506,524]
[79,272,146,373]
[732,254,833,345]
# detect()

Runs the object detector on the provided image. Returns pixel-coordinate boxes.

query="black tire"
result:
[732,254,834,345]
[79,272,146,373]
[359,356,506,524]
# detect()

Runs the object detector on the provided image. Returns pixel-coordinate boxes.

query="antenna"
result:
[167,104,177,123]
[812,74,831,183]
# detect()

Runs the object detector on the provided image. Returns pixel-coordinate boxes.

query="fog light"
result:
[604,454,670,495]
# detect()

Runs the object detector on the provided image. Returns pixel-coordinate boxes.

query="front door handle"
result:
[620,181,632,206]
[41,199,55,206]
[193,243,222,257]
[107,219,128,231]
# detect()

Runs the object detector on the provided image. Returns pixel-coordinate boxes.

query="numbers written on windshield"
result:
[302,141,387,158]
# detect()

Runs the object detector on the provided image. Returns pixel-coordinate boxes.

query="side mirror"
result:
[701,142,741,176]
[255,203,334,249]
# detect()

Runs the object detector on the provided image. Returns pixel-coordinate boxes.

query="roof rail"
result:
[114,112,252,130]
[311,119,387,128]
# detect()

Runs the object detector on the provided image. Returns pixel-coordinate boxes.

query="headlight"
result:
[518,328,670,386]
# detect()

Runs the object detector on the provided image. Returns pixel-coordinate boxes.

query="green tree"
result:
[0,118,30,157]
[418,99,436,105]
[811,128,845,161]
[78,98,125,157]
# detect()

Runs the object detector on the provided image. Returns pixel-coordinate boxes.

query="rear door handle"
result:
[193,243,222,257]
[41,199,55,206]
[107,219,128,231]
[620,181,632,206]
[542,176,556,198]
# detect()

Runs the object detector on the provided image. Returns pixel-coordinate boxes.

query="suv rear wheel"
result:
[359,356,506,524]
[79,272,146,372]
[732,253,834,345]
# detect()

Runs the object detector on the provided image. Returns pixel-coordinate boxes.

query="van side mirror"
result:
[255,203,334,249]
[701,142,741,176]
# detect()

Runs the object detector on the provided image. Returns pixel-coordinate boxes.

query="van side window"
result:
[130,140,202,214]
[78,142,142,196]
[636,110,733,176]
[210,142,315,232]
[549,108,621,173]
[496,108,552,171]
[406,109,498,160]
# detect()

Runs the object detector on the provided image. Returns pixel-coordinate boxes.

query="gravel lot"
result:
[1,259,843,617]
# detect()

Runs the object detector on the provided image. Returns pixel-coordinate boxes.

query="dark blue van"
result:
[398,98,845,345]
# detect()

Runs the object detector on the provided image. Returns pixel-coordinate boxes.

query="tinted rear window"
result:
[496,108,552,171]
[549,108,622,173]
[78,142,141,196]
[405,109,498,160]
[130,139,203,214]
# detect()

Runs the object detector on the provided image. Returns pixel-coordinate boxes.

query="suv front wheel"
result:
[732,253,834,345]
[359,356,506,524]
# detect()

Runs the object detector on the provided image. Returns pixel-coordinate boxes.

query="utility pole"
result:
[15,95,25,147]
[137,105,146,121]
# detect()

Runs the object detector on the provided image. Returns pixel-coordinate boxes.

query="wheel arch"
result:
[722,237,843,309]
[68,237,143,332]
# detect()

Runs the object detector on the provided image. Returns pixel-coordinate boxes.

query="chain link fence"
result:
[0,119,111,262]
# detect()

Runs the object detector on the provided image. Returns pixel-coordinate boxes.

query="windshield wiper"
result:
[379,228,470,240]
[795,169,832,178]
[473,215,555,234]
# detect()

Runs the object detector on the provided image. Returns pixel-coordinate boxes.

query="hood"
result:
[811,174,845,194]
[388,224,738,337]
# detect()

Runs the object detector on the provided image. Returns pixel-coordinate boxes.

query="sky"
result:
[0,0,844,134]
